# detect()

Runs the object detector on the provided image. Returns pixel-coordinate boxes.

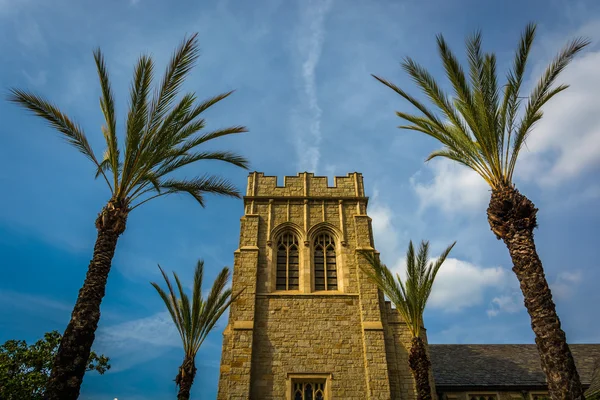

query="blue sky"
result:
[1,0,600,398]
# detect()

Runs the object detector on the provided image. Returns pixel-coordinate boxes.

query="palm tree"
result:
[372,23,589,399]
[8,34,248,400]
[151,260,240,400]
[360,240,455,400]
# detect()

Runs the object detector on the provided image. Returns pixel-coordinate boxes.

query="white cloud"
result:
[550,270,583,299]
[486,292,523,317]
[94,304,230,372]
[292,0,334,172]
[369,190,403,260]
[96,311,179,349]
[410,159,489,215]
[517,50,600,186]
[95,311,180,372]
[427,258,509,312]
[485,269,584,317]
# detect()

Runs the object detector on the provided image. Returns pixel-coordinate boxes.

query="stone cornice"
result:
[244,195,369,202]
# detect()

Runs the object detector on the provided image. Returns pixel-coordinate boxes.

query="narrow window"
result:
[276,233,299,290]
[314,233,337,291]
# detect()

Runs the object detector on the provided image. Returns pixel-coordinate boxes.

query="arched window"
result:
[293,382,325,400]
[313,233,337,291]
[276,233,299,290]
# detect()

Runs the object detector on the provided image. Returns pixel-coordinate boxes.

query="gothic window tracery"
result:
[313,232,337,291]
[293,382,325,400]
[276,232,299,290]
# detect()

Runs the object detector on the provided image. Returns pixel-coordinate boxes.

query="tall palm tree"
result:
[8,34,249,400]
[372,23,589,399]
[151,260,240,400]
[360,240,455,400]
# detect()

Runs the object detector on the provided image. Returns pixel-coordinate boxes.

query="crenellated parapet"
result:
[245,171,365,199]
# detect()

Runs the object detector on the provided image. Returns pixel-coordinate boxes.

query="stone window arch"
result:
[276,232,300,291]
[313,232,338,291]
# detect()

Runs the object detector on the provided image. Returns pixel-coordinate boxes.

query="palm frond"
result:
[359,240,455,338]
[181,91,236,126]
[151,260,237,359]
[7,89,113,192]
[147,33,200,136]
[165,175,240,204]
[151,265,186,342]
[130,175,240,210]
[173,272,193,353]
[435,34,481,141]
[374,23,589,190]
[508,36,589,181]
[176,126,248,154]
[156,151,249,178]
[465,31,503,177]
[120,54,154,197]
[500,23,536,176]
[95,156,112,180]
[190,260,204,344]
[93,48,120,189]
[376,72,496,185]
[122,110,247,199]
[192,266,231,352]
[142,92,238,170]
[401,57,472,144]
[372,74,446,131]
[152,92,198,146]
[11,33,248,214]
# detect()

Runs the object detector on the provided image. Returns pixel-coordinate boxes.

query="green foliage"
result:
[360,241,455,338]
[0,331,110,400]
[373,23,589,189]
[151,259,243,359]
[8,33,249,211]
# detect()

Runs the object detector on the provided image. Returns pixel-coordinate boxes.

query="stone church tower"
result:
[217,172,423,400]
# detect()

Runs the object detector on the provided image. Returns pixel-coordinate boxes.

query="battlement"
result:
[245,172,365,198]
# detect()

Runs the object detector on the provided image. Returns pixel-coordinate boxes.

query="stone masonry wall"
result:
[218,172,417,399]
[251,294,368,399]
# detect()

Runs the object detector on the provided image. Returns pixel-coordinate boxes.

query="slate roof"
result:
[429,344,600,390]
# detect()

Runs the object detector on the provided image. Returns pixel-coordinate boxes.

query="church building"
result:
[217,172,600,400]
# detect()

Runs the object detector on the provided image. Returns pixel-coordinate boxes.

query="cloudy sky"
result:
[1,0,599,398]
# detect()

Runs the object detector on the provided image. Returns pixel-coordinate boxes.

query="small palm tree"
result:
[9,34,248,400]
[151,260,240,400]
[373,23,589,399]
[360,240,455,400]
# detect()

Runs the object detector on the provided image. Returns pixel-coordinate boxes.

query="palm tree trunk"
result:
[44,200,128,400]
[408,336,433,400]
[176,356,197,400]
[487,186,583,400]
